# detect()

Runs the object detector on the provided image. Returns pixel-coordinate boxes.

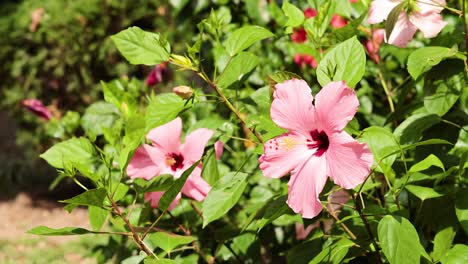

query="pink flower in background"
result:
[21,99,52,121]
[146,62,168,86]
[330,15,348,29]
[259,79,373,218]
[127,117,213,210]
[214,141,224,160]
[291,28,307,43]
[365,29,385,63]
[349,0,359,3]
[294,54,318,69]
[368,0,447,47]
[304,7,318,19]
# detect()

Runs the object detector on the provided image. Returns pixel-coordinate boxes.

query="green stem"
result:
[377,70,395,113]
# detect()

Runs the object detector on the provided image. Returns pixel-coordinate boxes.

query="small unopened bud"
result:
[173,85,193,99]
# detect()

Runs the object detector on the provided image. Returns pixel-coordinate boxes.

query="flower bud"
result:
[173,85,193,99]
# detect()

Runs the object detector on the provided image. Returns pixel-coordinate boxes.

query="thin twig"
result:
[324,205,357,240]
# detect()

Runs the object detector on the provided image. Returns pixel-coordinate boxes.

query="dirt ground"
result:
[0,192,93,263]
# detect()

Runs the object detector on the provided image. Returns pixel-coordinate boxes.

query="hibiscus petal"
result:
[410,11,446,38]
[314,81,359,133]
[367,0,401,24]
[287,154,328,218]
[326,132,374,189]
[387,13,417,47]
[127,145,165,180]
[145,191,181,210]
[146,117,182,154]
[271,79,316,135]
[182,128,214,163]
[259,132,312,178]
[416,0,446,14]
[181,167,211,201]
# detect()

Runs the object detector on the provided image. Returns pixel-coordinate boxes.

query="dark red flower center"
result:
[308,130,329,156]
[166,153,184,171]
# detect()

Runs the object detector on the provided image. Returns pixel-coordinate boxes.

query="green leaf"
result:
[268,71,302,94]
[111,183,129,202]
[282,2,305,28]
[424,61,465,116]
[201,149,220,186]
[159,161,200,211]
[316,36,366,88]
[145,93,191,131]
[202,172,249,227]
[385,3,405,42]
[101,80,137,115]
[309,238,354,264]
[144,258,178,264]
[60,188,107,208]
[255,195,293,231]
[333,13,366,42]
[409,154,445,173]
[405,185,445,201]
[216,52,259,89]
[393,113,440,145]
[40,137,97,179]
[455,189,468,234]
[27,226,93,236]
[81,102,120,137]
[133,175,175,193]
[440,244,468,264]
[378,215,428,264]
[224,26,274,56]
[407,47,462,80]
[432,226,456,262]
[111,26,171,65]
[88,206,108,231]
[147,232,195,253]
[360,126,399,167]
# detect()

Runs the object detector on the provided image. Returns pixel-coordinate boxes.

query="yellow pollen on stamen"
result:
[280,137,297,150]
[166,157,176,167]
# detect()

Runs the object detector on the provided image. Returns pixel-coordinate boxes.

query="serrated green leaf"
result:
[316,36,366,88]
[147,232,195,253]
[378,215,428,264]
[432,226,456,262]
[282,2,305,28]
[216,52,259,89]
[440,244,468,264]
[60,188,107,207]
[111,26,171,65]
[407,47,462,80]
[224,26,274,56]
[145,94,191,131]
[27,226,93,236]
[40,137,97,180]
[202,172,249,227]
[81,101,120,137]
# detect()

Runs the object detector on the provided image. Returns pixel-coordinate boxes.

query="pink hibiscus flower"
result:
[294,54,318,69]
[368,0,447,47]
[21,99,52,121]
[126,117,213,210]
[330,14,348,29]
[258,79,373,218]
[365,29,386,63]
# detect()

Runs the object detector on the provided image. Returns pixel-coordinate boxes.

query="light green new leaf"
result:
[407,47,463,79]
[147,232,195,253]
[360,126,399,170]
[316,36,366,88]
[409,154,445,173]
[60,188,107,208]
[440,244,468,264]
[145,93,191,131]
[111,26,170,65]
[27,226,93,236]
[224,26,274,56]
[144,258,178,264]
[405,185,445,201]
[40,137,97,179]
[309,238,354,264]
[282,2,304,28]
[432,226,456,262]
[202,172,249,227]
[216,52,259,89]
[88,206,108,231]
[201,149,220,185]
[378,215,428,264]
